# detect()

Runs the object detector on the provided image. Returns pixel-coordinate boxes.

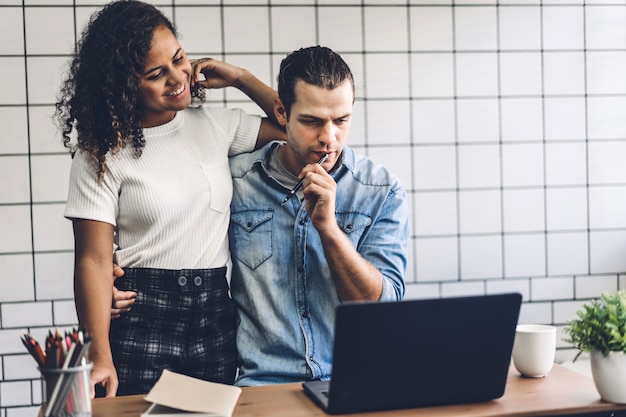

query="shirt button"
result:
[177,275,187,286]
[194,276,203,286]
[299,219,306,225]
[301,311,309,318]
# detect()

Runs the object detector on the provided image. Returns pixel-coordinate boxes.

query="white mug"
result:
[512,324,556,377]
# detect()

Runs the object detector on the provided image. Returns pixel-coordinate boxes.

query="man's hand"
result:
[302,162,337,233]
[111,264,136,319]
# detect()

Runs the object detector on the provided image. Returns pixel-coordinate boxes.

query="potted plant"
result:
[563,290,626,403]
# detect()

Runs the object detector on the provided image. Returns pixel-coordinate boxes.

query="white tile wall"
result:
[411,53,455,97]
[2,302,53,328]
[414,192,458,236]
[456,53,499,96]
[456,99,499,142]
[223,7,269,52]
[545,188,587,230]
[413,146,457,189]
[0,255,34,303]
[460,235,503,279]
[543,6,584,49]
[0,8,24,54]
[502,189,545,232]
[176,7,223,54]
[459,190,501,234]
[24,7,74,54]
[547,232,589,276]
[588,96,626,139]
[455,7,497,50]
[458,145,500,188]
[318,7,363,52]
[544,97,587,140]
[4,355,39,380]
[576,275,618,299]
[2,58,27,104]
[415,237,459,282]
[586,5,626,48]
[504,234,547,278]
[499,7,541,50]
[412,100,455,143]
[0,330,28,355]
[590,231,626,273]
[501,144,544,186]
[545,143,587,185]
[0,157,30,204]
[1,1,625,413]
[500,98,543,141]
[271,7,317,52]
[532,277,574,301]
[364,7,408,51]
[500,52,542,96]
[544,52,586,95]
[588,52,626,95]
[410,7,453,51]
[366,100,412,144]
[0,381,32,407]
[518,302,552,325]
[589,142,626,183]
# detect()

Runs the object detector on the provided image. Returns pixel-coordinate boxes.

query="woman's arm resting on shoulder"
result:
[191,58,286,148]
[191,58,286,129]
[256,119,286,148]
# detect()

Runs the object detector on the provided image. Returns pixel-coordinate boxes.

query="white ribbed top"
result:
[64,105,261,269]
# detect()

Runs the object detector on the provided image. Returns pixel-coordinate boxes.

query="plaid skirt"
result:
[109,267,237,396]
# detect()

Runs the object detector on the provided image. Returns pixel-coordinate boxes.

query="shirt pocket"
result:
[201,159,233,213]
[336,211,372,247]
[230,209,273,270]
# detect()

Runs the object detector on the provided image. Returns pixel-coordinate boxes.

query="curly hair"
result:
[55,0,177,182]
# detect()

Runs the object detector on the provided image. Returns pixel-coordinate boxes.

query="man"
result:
[227,46,408,386]
[113,46,409,387]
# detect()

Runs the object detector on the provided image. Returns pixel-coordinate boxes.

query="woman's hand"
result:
[191,58,244,90]
[89,357,118,398]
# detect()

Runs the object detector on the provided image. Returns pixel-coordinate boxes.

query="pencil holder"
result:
[39,363,92,417]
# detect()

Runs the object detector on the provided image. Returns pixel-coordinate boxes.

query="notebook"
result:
[303,292,522,415]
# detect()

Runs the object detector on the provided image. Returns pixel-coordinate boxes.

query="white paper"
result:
[143,370,241,417]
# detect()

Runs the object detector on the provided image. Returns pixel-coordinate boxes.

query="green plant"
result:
[563,290,626,360]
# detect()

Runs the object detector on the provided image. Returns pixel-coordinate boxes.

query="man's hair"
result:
[277,46,355,117]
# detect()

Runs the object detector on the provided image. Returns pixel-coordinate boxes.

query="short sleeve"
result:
[63,150,119,226]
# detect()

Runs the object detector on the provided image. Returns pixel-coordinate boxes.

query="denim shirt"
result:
[228,142,409,386]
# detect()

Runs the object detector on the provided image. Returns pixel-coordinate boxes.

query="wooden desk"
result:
[90,365,626,417]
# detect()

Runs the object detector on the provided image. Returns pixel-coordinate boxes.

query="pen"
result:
[280,153,329,206]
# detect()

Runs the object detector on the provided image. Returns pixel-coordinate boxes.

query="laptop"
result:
[302,292,522,415]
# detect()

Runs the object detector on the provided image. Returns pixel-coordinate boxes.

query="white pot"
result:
[591,350,626,403]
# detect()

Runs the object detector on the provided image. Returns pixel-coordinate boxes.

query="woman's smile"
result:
[165,83,187,99]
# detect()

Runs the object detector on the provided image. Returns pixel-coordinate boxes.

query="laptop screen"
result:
[304,293,522,414]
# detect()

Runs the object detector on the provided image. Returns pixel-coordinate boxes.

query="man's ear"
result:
[274,98,288,126]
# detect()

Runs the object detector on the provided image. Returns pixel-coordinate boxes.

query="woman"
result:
[56,0,284,397]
